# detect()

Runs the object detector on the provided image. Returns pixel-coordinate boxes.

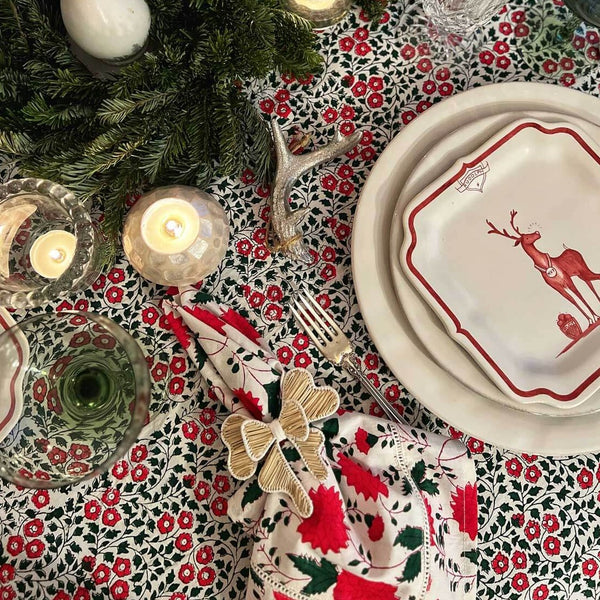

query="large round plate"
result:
[389,110,600,417]
[352,82,600,454]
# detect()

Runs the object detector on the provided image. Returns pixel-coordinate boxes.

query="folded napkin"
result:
[163,289,477,600]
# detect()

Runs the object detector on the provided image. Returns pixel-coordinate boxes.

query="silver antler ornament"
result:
[267,119,363,263]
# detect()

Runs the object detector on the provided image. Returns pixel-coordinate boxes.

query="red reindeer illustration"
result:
[486,210,600,325]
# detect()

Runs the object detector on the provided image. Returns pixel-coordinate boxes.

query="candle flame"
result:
[164,219,183,239]
[49,248,66,263]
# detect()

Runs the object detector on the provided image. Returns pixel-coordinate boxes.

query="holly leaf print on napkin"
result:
[288,555,338,594]
[394,525,423,550]
[410,460,439,496]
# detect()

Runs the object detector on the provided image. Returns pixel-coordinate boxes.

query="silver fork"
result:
[291,290,407,425]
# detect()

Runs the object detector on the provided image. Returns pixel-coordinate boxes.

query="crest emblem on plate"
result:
[456,161,490,193]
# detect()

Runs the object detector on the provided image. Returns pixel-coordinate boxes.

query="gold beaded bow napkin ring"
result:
[221,369,340,517]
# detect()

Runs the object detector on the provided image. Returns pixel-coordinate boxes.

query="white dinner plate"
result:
[352,82,600,454]
[400,117,600,408]
[389,110,600,417]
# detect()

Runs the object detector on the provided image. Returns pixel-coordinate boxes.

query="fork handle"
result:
[341,354,407,425]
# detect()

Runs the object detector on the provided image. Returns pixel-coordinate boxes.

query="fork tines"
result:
[291,291,340,348]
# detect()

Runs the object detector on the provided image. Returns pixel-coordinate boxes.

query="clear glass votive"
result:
[0,178,102,309]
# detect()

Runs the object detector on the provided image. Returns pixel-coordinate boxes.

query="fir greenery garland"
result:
[0,0,385,260]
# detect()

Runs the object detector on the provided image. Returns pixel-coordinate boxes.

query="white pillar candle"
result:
[60,0,151,64]
[140,198,201,254]
[29,230,77,280]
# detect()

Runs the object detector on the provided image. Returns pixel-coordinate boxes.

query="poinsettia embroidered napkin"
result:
[162,289,477,600]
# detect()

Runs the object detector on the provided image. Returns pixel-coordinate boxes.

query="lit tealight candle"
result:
[140,198,201,254]
[284,0,350,28]
[29,230,77,279]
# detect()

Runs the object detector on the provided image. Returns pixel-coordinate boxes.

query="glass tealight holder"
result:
[0,178,102,309]
[283,0,351,28]
[122,185,230,287]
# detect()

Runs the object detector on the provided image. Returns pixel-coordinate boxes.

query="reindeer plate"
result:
[401,118,600,407]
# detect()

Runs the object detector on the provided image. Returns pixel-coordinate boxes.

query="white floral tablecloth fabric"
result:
[2,1,600,599]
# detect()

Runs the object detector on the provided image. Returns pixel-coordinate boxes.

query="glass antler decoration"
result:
[267,119,362,263]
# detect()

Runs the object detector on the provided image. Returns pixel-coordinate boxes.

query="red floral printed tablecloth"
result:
[2,1,600,599]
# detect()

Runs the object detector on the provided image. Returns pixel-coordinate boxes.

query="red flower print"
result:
[199,408,216,426]
[23,518,43,538]
[416,100,431,113]
[211,497,228,516]
[515,23,529,37]
[277,346,293,365]
[435,67,450,81]
[151,362,168,382]
[178,564,195,584]
[363,353,378,370]
[512,573,529,592]
[232,388,263,420]
[240,168,255,185]
[439,82,454,96]
[169,595,185,600]
[32,490,49,509]
[56,300,73,312]
[297,485,349,554]
[512,551,527,569]
[355,428,374,454]
[533,584,549,600]
[583,558,598,577]
[367,93,383,108]
[200,428,217,445]
[169,376,185,395]
[337,454,389,501]
[354,42,372,56]
[512,512,524,526]
[53,592,69,600]
[544,535,560,555]
[131,445,148,463]
[196,546,214,564]
[525,519,540,540]
[68,444,91,460]
[157,512,175,534]
[73,588,90,600]
[479,50,494,65]
[236,239,252,256]
[293,333,309,350]
[264,303,283,321]
[92,274,106,291]
[170,356,187,375]
[275,103,291,118]
[273,594,294,600]
[107,268,124,284]
[402,110,416,125]
[93,564,110,584]
[353,27,369,41]
[198,566,216,586]
[110,580,129,600]
[422,80,436,94]
[351,81,367,97]
[0,565,14,583]
[543,59,558,73]
[521,453,537,463]
[267,285,283,302]
[499,21,512,34]
[339,107,355,123]
[450,483,477,541]
[321,174,338,191]
[182,421,199,440]
[102,488,120,506]
[542,513,559,532]
[400,44,416,59]
[220,308,261,345]
[0,587,15,600]
[417,58,433,72]
[578,467,593,488]
[67,462,89,477]
[106,286,123,304]
[213,475,230,494]
[142,307,159,325]
[505,457,522,477]
[322,107,338,123]
[339,37,355,51]
[496,55,511,70]
[102,508,121,527]
[259,99,274,114]
[294,352,312,369]
[587,47,600,62]
[466,437,484,454]
[6,536,23,557]
[174,511,193,531]
[112,461,128,479]
[492,552,509,574]
[367,514,384,541]
[320,264,337,281]
[340,122,356,136]
[417,42,430,55]
[524,465,541,483]
[176,533,193,552]
[33,378,47,401]
[113,558,131,577]
[333,570,397,600]
[274,89,289,102]
[25,539,45,558]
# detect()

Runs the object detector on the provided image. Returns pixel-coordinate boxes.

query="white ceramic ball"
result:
[60,0,151,64]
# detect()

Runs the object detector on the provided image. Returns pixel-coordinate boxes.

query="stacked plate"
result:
[352,82,600,454]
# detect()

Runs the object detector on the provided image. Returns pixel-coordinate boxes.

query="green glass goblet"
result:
[0,311,151,488]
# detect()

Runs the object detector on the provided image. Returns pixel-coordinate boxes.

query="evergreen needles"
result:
[0,0,323,258]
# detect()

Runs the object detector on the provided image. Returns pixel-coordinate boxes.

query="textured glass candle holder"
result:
[0,178,102,309]
[122,185,230,286]
[283,0,351,28]
[0,311,151,488]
